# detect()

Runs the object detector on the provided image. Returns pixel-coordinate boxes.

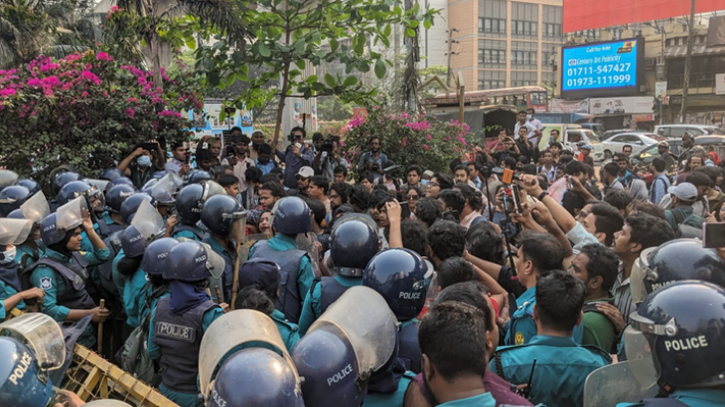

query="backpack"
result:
[670,207,703,239]
[120,292,161,386]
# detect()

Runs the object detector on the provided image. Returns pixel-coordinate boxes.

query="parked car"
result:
[539,124,604,161]
[654,124,724,138]
[600,133,663,160]
[601,129,631,141]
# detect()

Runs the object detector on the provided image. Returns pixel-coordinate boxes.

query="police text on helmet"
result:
[211,388,227,407]
[664,335,708,352]
[8,351,33,385]
[195,254,207,263]
[399,291,422,300]
[327,363,353,386]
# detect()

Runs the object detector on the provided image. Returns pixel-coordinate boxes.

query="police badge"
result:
[39,277,52,290]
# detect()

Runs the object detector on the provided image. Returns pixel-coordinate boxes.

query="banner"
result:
[589,97,654,115]
[716,74,725,96]
[563,0,723,33]
[655,82,668,105]
[551,98,589,114]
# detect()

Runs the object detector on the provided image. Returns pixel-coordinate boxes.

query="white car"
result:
[600,132,663,160]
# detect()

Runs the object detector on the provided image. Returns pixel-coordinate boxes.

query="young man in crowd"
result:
[649,157,671,205]
[577,144,594,167]
[307,175,331,216]
[536,149,557,183]
[333,165,348,183]
[253,143,276,175]
[453,165,477,190]
[601,162,625,194]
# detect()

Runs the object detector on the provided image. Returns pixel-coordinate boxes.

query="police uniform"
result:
[362,371,416,407]
[249,234,314,324]
[270,309,300,351]
[398,319,422,373]
[615,389,725,407]
[0,265,23,319]
[96,212,125,239]
[172,224,208,242]
[202,236,235,302]
[438,392,498,407]
[297,274,361,335]
[15,242,44,275]
[491,335,611,407]
[29,247,110,347]
[110,249,148,328]
[505,286,584,346]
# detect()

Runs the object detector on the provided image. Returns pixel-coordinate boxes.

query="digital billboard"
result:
[561,38,643,99]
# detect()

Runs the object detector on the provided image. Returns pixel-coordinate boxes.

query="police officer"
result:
[143,173,181,219]
[363,248,431,374]
[173,182,225,241]
[147,240,226,407]
[29,198,110,348]
[138,238,176,323]
[7,191,50,276]
[492,270,611,407]
[200,194,246,303]
[0,185,32,217]
[249,196,315,324]
[96,184,135,239]
[119,192,156,225]
[291,286,398,407]
[234,258,300,351]
[15,179,41,196]
[0,219,46,319]
[297,214,379,334]
[51,171,82,198]
[0,336,56,407]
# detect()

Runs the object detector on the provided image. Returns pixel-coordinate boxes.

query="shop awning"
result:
[664,43,725,58]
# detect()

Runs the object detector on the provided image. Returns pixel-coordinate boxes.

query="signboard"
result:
[589,97,654,115]
[655,82,667,103]
[551,98,589,114]
[186,99,254,139]
[716,74,725,96]
[563,0,723,33]
[561,38,643,99]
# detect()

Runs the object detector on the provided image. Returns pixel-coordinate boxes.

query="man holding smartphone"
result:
[274,127,315,189]
[165,142,191,176]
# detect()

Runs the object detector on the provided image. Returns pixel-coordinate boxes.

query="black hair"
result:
[578,244,619,292]
[359,171,375,184]
[518,232,564,274]
[418,302,488,381]
[428,220,466,261]
[686,171,714,189]
[626,212,675,250]
[535,174,549,191]
[559,155,573,165]
[400,219,429,258]
[564,160,586,176]
[517,156,529,165]
[522,164,537,175]
[270,167,284,178]
[312,132,324,141]
[432,172,454,191]
[603,162,619,177]
[590,203,624,246]
[454,165,470,176]
[218,174,239,188]
[290,126,306,138]
[604,189,632,212]
[437,257,475,290]
[467,161,482,172]
[116,255,143,276]
[302,196,327,226]
[259,173,282,185]
[196,149,215,163]
[231,126,242,133]
[466,222,504,264]
[370,189,391,208]
[550,141,563,150]
[369,136,381,145]
[454,183,483,212]
[257,143,272,155]
[349,185,371,211]
[652,157,666,172]
[439,189,466,215]
[562,190,587,217]
[406,165,423,177]
[309,175,330,195]
[245,166,263,184]
[260,180,285,199]
[238,134,251,145]
[373,184,389,194]
[535,270,586,333]
[407,185,424,199]
[234,286,276,315]
[449,158,464,173]
[436,281,493,332]
[416,198,442,228]
[517,110,527,115]
[330,182,351,203]
[630,200,666,219]
[695,166,723,185]
[503,157,517,170]
[333,165,348,177]
[614,152,629,163]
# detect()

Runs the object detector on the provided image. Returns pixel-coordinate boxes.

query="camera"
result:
[320,135,340,153]
[288,132,303,142]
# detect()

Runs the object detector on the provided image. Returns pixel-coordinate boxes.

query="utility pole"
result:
[679,0,696,123]
[445,29,459,87]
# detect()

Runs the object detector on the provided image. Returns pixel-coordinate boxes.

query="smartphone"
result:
[567,175,574,190]
[184,152,191,165]
[703,223,725,248]
[141,142,158,152]
[511,184,523,213]
[400,201,411,219]
[295,143,302,149]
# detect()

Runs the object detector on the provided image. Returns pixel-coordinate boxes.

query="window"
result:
[511,50,537,66]
[511,71,536,87]
[479,17,506,34]
[610,28,623,40]
[479,70,506,90]
[544,23,561,38]
[479,39,506,68]
[511,2,538,38]
[575,30,600,40]
[530,91,547,106]
[512,21,537,36]
[479,0,506,37]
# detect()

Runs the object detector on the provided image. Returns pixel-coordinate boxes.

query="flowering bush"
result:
[0,51,203,186]
[342,106,477,175]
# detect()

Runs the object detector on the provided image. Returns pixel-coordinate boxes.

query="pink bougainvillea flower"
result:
[422,144,431,151]
[81,91,89,97]
[96,52,112,62]
[402,138,407,147]
[27,78,43,87]
[427,134,432,140]
[125,108,135,119]
[0,88,16,98]
[128,97,138,103]
[80,70,101,85]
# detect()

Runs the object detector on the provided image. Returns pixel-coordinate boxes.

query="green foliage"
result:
[342,105,475,174]
[317,95,354,122]
[0,50,203,187]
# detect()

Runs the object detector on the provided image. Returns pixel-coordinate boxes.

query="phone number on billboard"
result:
[566,75,632,87]
[567,63,632,77]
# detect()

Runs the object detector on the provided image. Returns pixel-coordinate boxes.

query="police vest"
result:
[97,231,123,300]
[173,224,208,241]
[96,220,125,240]
[642,399,689,407]
[250,240,306,324]
[317,276,358,315]
[398,320,422,374]
[28,254,95,310]
[153,296,217,393]
[367,329,404,395]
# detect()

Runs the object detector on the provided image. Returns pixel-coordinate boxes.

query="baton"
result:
[215,286,223,305]
[97,299,105,356]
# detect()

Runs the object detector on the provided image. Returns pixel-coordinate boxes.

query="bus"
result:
[422,86,549,112]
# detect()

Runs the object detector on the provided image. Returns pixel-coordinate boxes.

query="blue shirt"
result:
[298,275,361,335]
[505,286,537,346]
[492,335,611,407]
[254,159,276,175]
[438,392,497,407]
[124,267,149,328]
[649,172,671,205]
[616,389,725,407]
[203,236,235,303]
[276,146,315,189]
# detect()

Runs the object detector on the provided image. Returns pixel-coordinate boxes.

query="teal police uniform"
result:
[173,228,204,241]
[270,309,300,351]
[16,242,44,273]
[505,286,584,346]
[616,389,725,407]
[297,274,361,335]
[147,301,224,407]
[139,283,169,324]
[362,371,416,407]
[0,279,24,313]
[30,247,110,348]
[111,249,149,328]
[491,335,611,407]
[438,392,498,407]
[202,236,235,303]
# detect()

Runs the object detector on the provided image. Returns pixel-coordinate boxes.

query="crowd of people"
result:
[0,117,724,407]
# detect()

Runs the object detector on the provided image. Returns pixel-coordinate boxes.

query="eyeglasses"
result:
[407,194,419,200]
[428,182,439,188]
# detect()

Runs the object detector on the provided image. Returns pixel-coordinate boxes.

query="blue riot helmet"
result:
[141,238,179,277]
[363,248,431,320]
[176,181,225,225]
[15,179,40,195]
[164,240,225,282]
[187,170,213,185]
[110,176,134,188]
[120,192,156,225]
[143,173,181,207]
[291,286,398,407]
[271,196,312,235]
[630,238,725,305]
[57,181,105,212]
[51,171,82,197]
[99,167,125,181]
[329,214,379,277]
[7,192,50,225]
[207,348,304,407]
[39,197,86,246]
[121,200,165,258]
[0,218,34,246]
[200,195,246,238]
[0,170,19,190]
[105,184,137,214]
[0,186,31,217]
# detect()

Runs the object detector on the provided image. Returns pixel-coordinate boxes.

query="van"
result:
[654,124,724,138]
[539,124,604,161]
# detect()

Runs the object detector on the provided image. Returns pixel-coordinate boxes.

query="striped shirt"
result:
[612,263,635,325]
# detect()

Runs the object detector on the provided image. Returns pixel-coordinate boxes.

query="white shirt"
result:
[223,157,255,191]
[164,159,184,175]
[514,121,538,144]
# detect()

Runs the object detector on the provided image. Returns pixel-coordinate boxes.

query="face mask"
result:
[526,114,532,121]
[0,246,16,264]
[138,155,152,167]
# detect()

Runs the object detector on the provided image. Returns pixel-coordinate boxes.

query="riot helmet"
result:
[200,195,246,238]
[119,192,156,224]
[7,192,50,226]
[143,173,181,206]
[271,196,312,235]
[176,181,225,225]
[630,239,725,305]
[99,167,125,181]
[84,178,111,194]
[110,177,134,188]
[0,186,31,217]
[120,200,164,258]
[105,184,137,214]
[0,337,53,407]
[15,179,40,195]
[0,170,19,189]
[164,240,225,282]
[58,181,105,212]
[0,218,34,246]
[51,171,82,197]
[141,238,179,277]
[330,214,379,277]
[187,170,213,185]
[363,248,431,320]
[40,197,86,246]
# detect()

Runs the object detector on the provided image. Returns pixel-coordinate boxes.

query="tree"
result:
[186,0,438,144]
[317,95,354,122]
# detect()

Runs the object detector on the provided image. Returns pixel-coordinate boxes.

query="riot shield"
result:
[308,286,397,374]
[19,191,50,224]
[0,313,65,371]
[629,247,657,305]
[149,173,182,202]
[84,179,111,193]
[0,218,34,245]
[583,360,659,407]
[202,180,226,201]
[198,241,228,303]
[296,233,321,278]
[0,169,19,188]
[55,196,87,232]
[198,310,298,398]
[131,199,165,242]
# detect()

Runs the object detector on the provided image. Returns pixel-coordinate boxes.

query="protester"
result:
[275,127,315,189]
[357,136,388,183]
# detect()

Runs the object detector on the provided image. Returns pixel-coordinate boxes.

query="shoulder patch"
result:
[515,331,525,345]
[39,277,52,291]
[78,251,87,255]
